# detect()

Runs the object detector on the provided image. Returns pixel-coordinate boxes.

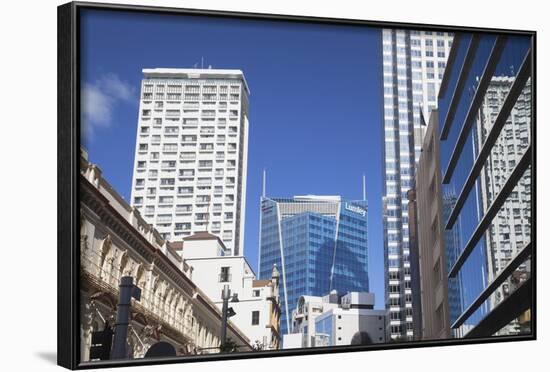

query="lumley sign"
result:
[345,203,366,216]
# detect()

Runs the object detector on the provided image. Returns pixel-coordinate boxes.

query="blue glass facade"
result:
[438,33,533,336]
[442,192,464,330]
[258,197,369,337]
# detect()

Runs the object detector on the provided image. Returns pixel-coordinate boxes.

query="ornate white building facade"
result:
[79,151,252,363]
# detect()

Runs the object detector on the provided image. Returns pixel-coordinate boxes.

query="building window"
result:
[163,143,178,153]
[219,267,231,282]
[175,222,191,231]
[253,289,260,297]
[156,214,172,223]
[434,261,441,282]
[158,196,174,204]
[252,311,260,325]
[160,178,175,186]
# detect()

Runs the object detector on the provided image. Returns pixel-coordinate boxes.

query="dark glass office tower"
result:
[258,195,369,339]
[437,33,533,337]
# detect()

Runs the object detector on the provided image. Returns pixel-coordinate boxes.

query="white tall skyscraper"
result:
[130,68,250,255]
[381,29,453,340]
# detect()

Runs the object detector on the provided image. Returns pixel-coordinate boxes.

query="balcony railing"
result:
[182,103,199,109]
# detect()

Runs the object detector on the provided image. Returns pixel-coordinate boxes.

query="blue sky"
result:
[81,9,384,308]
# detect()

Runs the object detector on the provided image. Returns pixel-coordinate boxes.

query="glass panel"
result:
[457,254,531,338]
[443,37,531,197]
[484,167,532,281]
[441,34,497,171]
[438,34,473,129]
[478,78,532,206]
[450,166,531,334]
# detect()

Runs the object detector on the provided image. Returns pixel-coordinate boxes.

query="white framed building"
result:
[130,68,250,255]
[381,29,453,340]
[174,232,281,350]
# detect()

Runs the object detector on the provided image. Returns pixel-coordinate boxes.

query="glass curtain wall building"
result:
[381,29,453,340]
[258,195,369,338]
[437,32,533,338]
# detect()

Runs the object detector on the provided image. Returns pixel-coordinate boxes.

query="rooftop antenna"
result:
[362,173,366,201]
[201,56,204,69]
[262,168,266,198]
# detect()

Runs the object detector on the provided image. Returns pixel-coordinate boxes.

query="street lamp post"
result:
[111,276,141,359]
[220,284,238,351]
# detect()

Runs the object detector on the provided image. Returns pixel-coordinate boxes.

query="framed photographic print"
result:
[58,1,536,369]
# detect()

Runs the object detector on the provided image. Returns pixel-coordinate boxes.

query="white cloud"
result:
[98,73,134,102]
[81,73,136,140]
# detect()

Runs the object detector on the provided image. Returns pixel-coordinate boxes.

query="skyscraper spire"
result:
[262,168,266,198]
[362,173,367,201]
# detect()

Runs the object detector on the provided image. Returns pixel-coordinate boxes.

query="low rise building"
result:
[286,292,339,348]
[173,233,281,350]
[79,151,252,362]
[284,291,388,348]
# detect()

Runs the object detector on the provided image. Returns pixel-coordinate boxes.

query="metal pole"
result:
[111,276,141,359]
[220,285,230,350]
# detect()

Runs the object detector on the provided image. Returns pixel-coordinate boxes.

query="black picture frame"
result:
[58,1,536,369]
